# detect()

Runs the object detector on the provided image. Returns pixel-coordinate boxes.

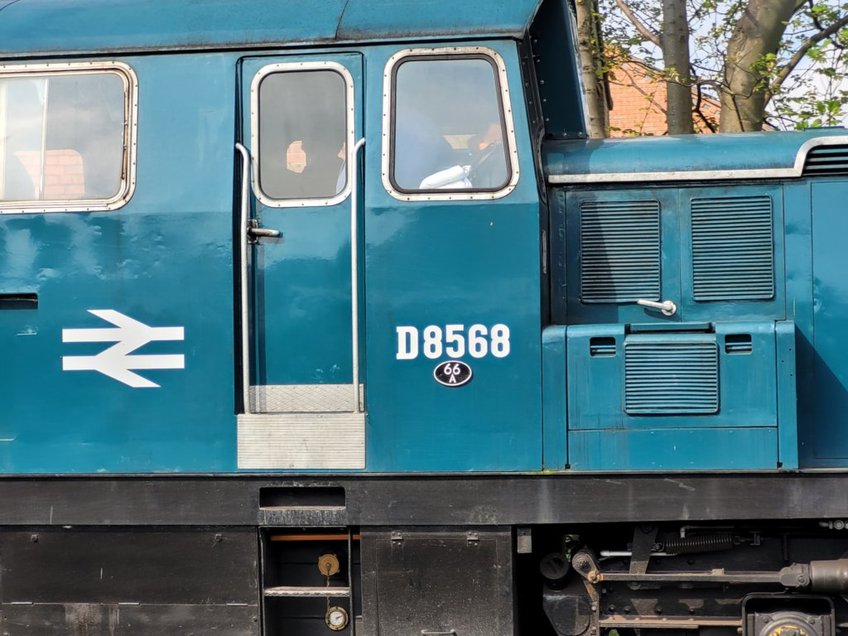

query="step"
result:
[264,586,351,598]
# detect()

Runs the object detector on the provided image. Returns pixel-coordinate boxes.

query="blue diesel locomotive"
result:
[3,0,848,634]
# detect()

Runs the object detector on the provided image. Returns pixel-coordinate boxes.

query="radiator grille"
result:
[625,340,719,415]
[691,196,774,301]
[802,145,848,177]
[580,200,660,303]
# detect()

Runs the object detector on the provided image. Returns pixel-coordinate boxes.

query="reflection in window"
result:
[392,57,510,192]
[258,70,347,201]
[0,72,127,203]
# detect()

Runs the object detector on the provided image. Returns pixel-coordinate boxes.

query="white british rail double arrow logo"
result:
[62,309,185,388]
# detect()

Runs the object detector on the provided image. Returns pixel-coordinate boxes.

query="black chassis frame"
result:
[3,472,847,527]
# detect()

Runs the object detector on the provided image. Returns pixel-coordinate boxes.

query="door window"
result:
[251,62,353,206]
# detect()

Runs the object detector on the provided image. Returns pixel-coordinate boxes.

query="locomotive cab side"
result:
[3,1,848,636]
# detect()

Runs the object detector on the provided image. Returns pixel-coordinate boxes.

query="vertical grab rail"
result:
[235,142,252,415]
[350,138,366,414]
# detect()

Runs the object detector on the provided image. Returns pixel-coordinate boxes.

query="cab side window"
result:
[387,52,515,196]
[255,67,350,204]
[0,68,132,208]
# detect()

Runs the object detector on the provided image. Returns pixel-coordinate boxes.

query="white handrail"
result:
[350,138,366,413]
[235,142,251,414]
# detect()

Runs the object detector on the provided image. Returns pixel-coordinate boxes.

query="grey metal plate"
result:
[249,384,364,413]
[238,412,365,469]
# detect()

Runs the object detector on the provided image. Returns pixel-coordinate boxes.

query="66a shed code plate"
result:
[433,360,473,387]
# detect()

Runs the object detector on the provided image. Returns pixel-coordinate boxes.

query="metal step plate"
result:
[238,412,365,469]
[249,384,363,413]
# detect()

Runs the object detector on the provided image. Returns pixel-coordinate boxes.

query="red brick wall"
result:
[14,149,86,199]
[608,61,720,136]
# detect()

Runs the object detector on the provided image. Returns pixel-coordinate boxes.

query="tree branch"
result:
[806,0,825,32]
[693,79,718,133]
[770,12,848,99]
[805,0,846,49]
[614,0,660,47]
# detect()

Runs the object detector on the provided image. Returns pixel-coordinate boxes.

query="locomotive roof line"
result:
[0,0,545,57]
[546,129,848,184]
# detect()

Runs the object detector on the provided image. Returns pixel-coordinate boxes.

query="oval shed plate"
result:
[433,360,473,387]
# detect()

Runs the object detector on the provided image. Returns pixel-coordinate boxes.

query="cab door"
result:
[362,44,543,471]
[237,54,365,470]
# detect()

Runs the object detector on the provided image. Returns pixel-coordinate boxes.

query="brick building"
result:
[607,61,721,136]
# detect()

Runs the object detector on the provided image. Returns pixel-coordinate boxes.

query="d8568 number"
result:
[396,324,511,360]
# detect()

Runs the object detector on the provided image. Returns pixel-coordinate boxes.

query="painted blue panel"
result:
[691,196,774,301]
[566,324,626,431]
[0,0,542,57]
[579,200,660,303]
[564,188,682,326]
[563,184,786,326]
[545,129,848,180]
[566,322,786,470]
[542,326,567,470]
[549,189,568,324]
[529,0,586,139]
[624,337,718,415]
[0,54,239,473]
[809,181,848,463]
[680,185,785,323]
[776,320,799,470]
[569,428,778,471]
[338,0,542,39]
[714,322,780,427]
[783,182,817,468]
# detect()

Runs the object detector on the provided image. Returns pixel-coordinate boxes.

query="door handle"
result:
[247,221,281,241]
[636,298,677,316]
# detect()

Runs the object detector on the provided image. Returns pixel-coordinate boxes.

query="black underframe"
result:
[1,472,846,527]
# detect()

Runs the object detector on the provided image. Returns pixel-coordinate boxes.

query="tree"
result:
[662,0,695,134]
[577,0,848,136]
[575,0,611,137]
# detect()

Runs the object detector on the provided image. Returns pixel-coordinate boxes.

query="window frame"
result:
[0,61,138,215]
[250,61,355,208]
[382,46,520,202]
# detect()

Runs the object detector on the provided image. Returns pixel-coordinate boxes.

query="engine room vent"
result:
[691,196,774,301]
[625,339,719,415]
[802,144,848,176]
[580,200,660,303]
